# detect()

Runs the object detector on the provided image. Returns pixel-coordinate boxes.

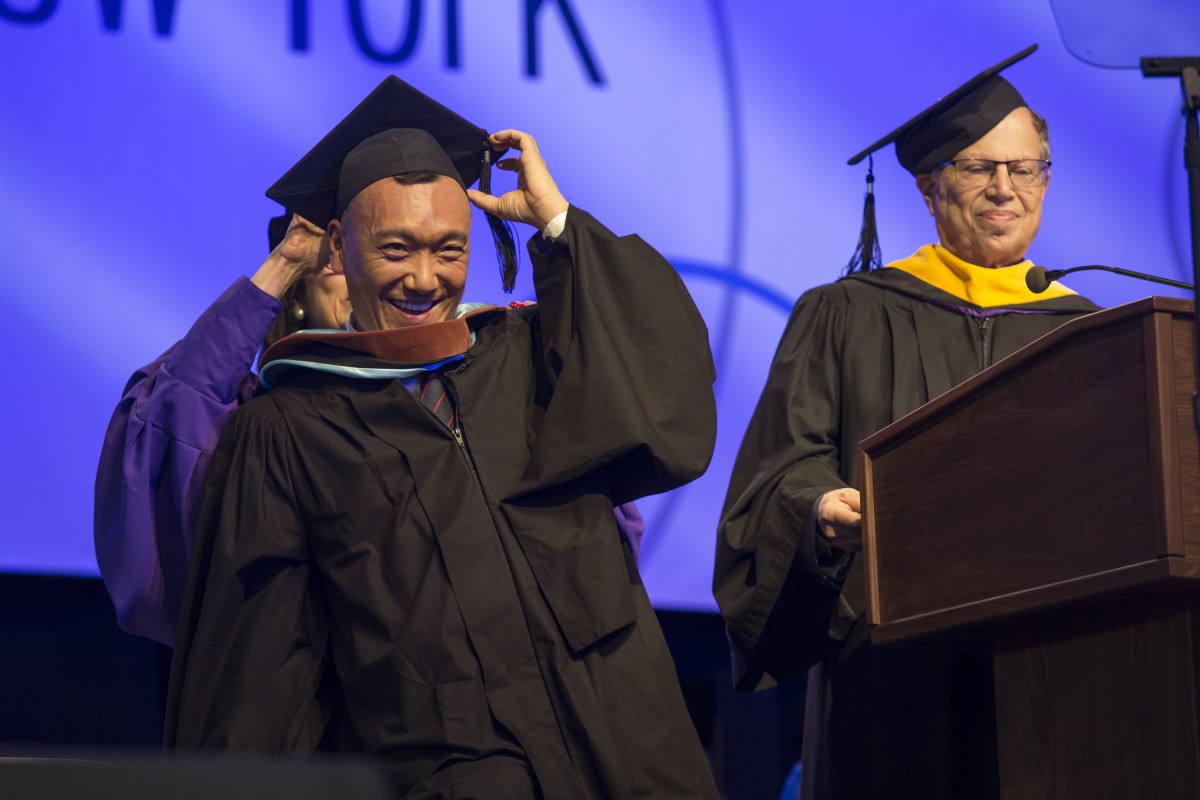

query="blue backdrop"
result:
[1,0,1192,612]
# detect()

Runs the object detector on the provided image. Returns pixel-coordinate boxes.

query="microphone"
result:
[1026,264,1195,294]
[1024,265,1057,293]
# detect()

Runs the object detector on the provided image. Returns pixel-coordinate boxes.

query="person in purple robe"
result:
[93,215,350,645]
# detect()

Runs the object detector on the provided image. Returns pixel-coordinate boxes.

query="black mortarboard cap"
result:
[848,44,1037,175]
[843,45,1038,274]
[266,76,520,291]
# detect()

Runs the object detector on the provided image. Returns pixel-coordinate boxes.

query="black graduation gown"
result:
[165,208,720,800]
[713,267,1101,799]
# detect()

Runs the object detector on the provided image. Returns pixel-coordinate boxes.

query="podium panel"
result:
[860,298,1200,798]
[861,298,1200,643]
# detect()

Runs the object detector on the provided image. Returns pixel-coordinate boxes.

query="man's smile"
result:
[389,297,439,314]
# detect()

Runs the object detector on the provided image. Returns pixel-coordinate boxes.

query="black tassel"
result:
[844,155,883,274]
[479,142,520,293]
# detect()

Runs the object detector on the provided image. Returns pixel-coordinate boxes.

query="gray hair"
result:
[1029,108,1050,161]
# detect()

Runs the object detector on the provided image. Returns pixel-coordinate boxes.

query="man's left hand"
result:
[467,129,570,232]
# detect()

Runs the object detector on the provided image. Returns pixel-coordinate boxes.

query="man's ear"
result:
[916,174,937,217]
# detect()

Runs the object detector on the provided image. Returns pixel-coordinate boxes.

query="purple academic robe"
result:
[95,277,645,646]
[94,277,278,645]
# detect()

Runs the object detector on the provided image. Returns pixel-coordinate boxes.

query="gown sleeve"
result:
[713,287,856,691]
[518,207,718,504]
[93,278,280,645]
[164,401,330,751]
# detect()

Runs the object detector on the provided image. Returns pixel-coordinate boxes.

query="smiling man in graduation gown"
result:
[714,47,1101,799]
[164,77,719,799]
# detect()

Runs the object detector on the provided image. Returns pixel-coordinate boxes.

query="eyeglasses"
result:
[939,159,1051,188]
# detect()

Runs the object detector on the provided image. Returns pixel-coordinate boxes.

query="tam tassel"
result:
[844,155,883,274]
[479,142,521,293]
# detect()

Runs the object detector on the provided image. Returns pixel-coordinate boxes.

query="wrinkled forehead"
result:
[341,174,473,234]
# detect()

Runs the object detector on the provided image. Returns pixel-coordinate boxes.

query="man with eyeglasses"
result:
[715,47,1100,799]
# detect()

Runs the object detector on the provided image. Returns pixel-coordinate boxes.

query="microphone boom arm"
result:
[1046,264,1195,291]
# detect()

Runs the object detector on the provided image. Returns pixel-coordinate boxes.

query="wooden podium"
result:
[860,297,1200,798]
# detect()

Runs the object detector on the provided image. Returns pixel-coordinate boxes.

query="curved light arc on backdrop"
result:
[707,0,748,370]
[673,261,795,314]
[639,0,747,563]
[635,258,794,567]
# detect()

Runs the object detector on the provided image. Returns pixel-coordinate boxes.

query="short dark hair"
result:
[392,170,448,186]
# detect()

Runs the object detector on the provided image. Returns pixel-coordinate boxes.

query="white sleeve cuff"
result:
[542,209,569,242]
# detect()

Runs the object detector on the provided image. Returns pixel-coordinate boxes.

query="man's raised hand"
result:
[467,130,570,232]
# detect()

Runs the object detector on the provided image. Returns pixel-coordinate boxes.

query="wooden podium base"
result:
[994,594,1200,798]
